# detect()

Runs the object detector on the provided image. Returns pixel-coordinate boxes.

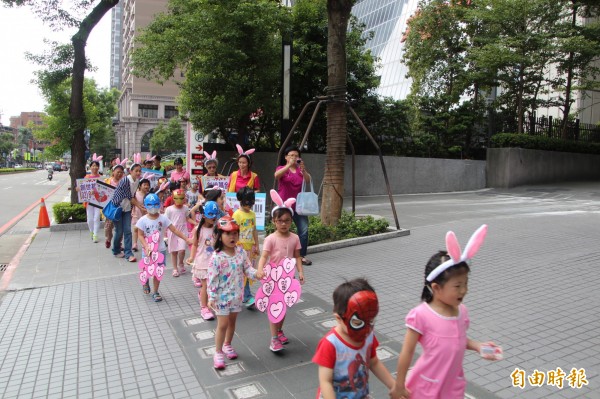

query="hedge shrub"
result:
[52,202,87,224]
[265,210,390,245]
[491,133,600,155]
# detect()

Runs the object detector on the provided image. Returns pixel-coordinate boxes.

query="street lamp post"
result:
[281,0,293,154]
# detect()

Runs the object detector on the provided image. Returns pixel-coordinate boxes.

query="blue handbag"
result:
[103,200,122,222]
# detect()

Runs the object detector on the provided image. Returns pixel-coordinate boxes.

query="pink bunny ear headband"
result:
[112,158,128,170]
[236,144,255,157]
[156,181,170,194]
[145,154,156,162]
[141,172,154,180]
[203,150,217,162]
[270,189,295,217]
[92,153,103,162]
[426,224,488,282]
[131,153,142,166]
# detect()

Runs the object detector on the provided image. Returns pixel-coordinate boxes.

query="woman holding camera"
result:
[274,145,313,266]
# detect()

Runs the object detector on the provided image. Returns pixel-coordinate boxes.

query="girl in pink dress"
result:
[187,201,219,320]
[391,225,501,399]
[131,178,150,252]
[165,189,195,277]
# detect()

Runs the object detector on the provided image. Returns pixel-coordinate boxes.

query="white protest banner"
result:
[203,176,230,192]
[88,180,116,209]
[76,178,98,203]
[225,192,266,231]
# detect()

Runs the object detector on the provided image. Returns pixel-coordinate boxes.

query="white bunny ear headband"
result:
[236,144,255,157]
[92,153,103,162]
[426,224,488,282]
[270,189,296,217]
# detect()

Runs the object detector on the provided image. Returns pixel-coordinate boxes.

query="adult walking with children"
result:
[227,145,260,193]
[274,145,313,266]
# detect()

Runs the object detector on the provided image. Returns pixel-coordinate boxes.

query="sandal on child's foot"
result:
[143,282,150,295]
[152,292,163,302]
[179,266,187,274]
[172,269,180,277]
[193,277,202,288]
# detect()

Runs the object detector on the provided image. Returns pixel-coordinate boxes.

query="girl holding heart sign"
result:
[255,190,306,352]
[136,194,193,302]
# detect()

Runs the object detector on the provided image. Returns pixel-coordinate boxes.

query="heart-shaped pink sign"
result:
[151,231,160,244]
[282,258,295,275]
[269,301,284,320]
[262,281,275,296]
[284,291,298,307]
[139,270,148,285]
[147,264,155,277]
[256,297,268,312]
[143,256,151,266]
[270,265,283,282]
[277,277,292,294]
[151,252,159,263]
[155,265,165,281]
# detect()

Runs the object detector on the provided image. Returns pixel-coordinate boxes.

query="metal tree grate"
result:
[0,264,8,272]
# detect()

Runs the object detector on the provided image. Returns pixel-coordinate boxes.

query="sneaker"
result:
[92,234,98,243]
[200,306,214,321]
[222,343,238,360]
[277,330,289,345]
[213,352,226,369]
[90,231,94,240]
[244,297,255,308]
[193,277,202,288]
[269,337,284,352]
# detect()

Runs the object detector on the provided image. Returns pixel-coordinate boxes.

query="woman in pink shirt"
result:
[227,145,260,193]
[274,146,312,265]
[170,157,190,183]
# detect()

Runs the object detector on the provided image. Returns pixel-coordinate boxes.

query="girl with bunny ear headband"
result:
[269,189,296,218]
[391,224,501,399]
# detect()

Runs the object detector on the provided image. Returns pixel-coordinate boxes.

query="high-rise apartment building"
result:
[351,0,598,125]
[110,2,123,90]
[114,0,183,158]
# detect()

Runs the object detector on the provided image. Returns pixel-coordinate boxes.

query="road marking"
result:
[3,186,12,190]
[0,183,63,236]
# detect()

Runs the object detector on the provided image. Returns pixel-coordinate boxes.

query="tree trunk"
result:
[69,0,119,203]
[561,2,578,140]
[321,0,353,226]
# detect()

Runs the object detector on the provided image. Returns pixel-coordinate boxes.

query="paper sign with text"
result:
[88,180,116,209]
[202,176,230,192]
[225,192,266,231]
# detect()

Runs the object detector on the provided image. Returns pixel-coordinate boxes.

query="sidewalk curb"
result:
[50,221,104,231]
[0,228,39,291]
[307,227,410,254]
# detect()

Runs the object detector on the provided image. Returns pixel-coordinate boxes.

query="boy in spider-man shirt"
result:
[312,278,394,399]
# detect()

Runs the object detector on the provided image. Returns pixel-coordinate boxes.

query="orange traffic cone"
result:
[37,198,51,228]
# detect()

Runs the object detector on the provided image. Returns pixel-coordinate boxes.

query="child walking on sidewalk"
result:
[390,225,501,399]
[136,194,193,302]
[187,201,219,320]
[208,216,262,369]
[312,278,394,398]
[165,189,195,277]
[233,187,259,307]
[256,190,305,352]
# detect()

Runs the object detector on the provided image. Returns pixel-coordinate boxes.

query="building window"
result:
[165,105,179,119]
[138,104,158,118]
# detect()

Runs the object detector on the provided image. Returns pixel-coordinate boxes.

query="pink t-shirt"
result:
[405,302,470,398]
[276,166,304,211]
[262,233,301,264]
[170,169,190,182]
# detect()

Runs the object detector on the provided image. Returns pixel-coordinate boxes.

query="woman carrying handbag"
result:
[274,145,313,266]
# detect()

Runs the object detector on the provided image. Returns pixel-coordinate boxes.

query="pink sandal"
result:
[172,269,180,277]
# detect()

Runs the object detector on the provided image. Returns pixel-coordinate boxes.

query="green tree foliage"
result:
[4,0,119,203]
[150,117,186,156]
[132,0,286,147]
[33,77,118,159]
[0,133,15,160]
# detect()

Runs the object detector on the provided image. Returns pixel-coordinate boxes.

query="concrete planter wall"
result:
[216,151,486,196]
[486,148,600,188]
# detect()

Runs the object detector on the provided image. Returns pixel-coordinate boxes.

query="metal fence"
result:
[491,114,600,143]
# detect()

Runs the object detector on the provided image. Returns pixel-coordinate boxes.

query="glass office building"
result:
[352,0,419,100]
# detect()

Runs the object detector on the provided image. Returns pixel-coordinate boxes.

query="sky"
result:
[0,5,111,126]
